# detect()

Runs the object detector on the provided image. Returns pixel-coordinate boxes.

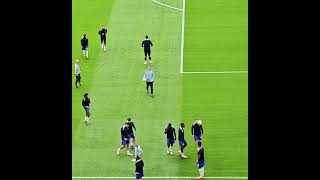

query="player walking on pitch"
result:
[143,67,155,97]
[192,119,204,143]
[141,35,153,64]
[82,93,91,126]
[196,141,205,179]
[135,156,144,180]
[164,123,176,155]
[74,59,81,88]
[98,25,107,52]
[178,123,188,158]
[81,34,89,59]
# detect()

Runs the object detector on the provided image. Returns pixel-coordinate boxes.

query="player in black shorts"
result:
[98,25,107,52]
[141,35,153,64]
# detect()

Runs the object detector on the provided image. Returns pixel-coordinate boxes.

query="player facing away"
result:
[81,34,89,59]
[164,123,176,155]
[117,123,133,156]
[192,119,204,143]
[141,35,153,64]
[98,25,107,52]
[81,93,91,126]
[178,123,188,159]
[126,118,137,148]
[135,156,144,180]
[196,141,205,179]
[132,142,143,162]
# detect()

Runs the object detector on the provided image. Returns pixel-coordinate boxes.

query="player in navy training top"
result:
[81,93,90,126]
[192,119,204,142]
[98,25,107,51]
[164,123,176,155]
[141,35,153,64]
[196,141,205,179]
[116,123,133,156]
[81,34,89,59]
[178,123,188,158]
[135,156,144,180]
[126,118,137,148]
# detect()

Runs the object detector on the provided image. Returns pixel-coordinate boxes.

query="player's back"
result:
[81,37,88,46]
[142,39,153,49]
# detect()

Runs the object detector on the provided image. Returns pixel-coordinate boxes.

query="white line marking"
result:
[151,0,183,11]
[180,0,186,73]
[72,177,248,179]
[182,71,248,74]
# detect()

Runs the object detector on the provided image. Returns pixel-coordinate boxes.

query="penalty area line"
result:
[151,0,183,11]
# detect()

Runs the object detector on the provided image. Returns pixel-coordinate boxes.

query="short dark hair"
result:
[84,93,88,97]
[198,141,202,147]
[127,118,131,121]
[83,34,86,37]
[145,35,148,39]
[180,123,184,126]
[168,123,172,128]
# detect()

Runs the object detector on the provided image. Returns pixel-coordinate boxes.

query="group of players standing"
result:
[78,26,205,179]
[115,117,206,179]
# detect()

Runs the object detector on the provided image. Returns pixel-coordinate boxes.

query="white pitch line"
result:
[180,0,186,73]
[182,71,248,74]
[72,177,248,179]
[151,0,183,11]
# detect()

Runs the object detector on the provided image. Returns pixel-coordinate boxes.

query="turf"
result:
[72,0,247,178]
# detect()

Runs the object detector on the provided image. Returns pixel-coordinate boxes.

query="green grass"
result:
[72,0,247,178]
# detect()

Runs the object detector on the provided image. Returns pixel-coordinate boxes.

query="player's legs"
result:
[78,74,81,86]
[75,75,79,87]
[147,50,151,60]
[150,82,153,95]
[85,48,88,59]
[146,82,150,93]
[100,37,104,48]
[144,50,147,61]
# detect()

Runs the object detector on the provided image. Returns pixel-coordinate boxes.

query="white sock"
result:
[104,45,106,51]
[101,44,103,48]
[200,167,204,177]
[82,50,86,56]
[86,51,88,58]
[84,116,87,122]
[169,146,172,152]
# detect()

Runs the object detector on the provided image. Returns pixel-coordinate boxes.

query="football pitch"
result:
[72,0,247,179]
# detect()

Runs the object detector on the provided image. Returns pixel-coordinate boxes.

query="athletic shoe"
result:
[127,152,133,156]
[132,159,136,162]
[144,61,147,65]
[181,154,188,159]
[169,151,173,155]
[117,148,120,155]
[196,177,203,180]
[167,150,170,154]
